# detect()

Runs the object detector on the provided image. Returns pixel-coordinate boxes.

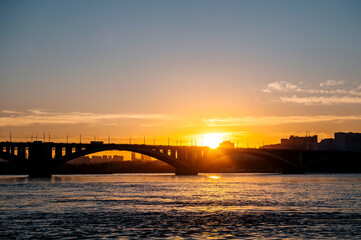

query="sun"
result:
[202,133,224,149]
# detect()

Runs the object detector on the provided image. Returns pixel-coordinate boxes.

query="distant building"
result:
[281,135,318,150]
[334,132,361,152]
[318,138,335,151]
[70,156,90,165]
[90,155,102,164]
[141,154,152,161]
[262,132,361,152]
[112,155,124,162]
[219,141,234,149]
[69,155,125,165]
[262,135,318,150]
[262,143,281,150]
[131,152,140,161]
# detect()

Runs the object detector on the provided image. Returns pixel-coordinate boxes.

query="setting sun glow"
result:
[202,133,224,149]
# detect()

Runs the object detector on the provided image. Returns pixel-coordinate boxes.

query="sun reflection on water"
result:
[208,175,220,180]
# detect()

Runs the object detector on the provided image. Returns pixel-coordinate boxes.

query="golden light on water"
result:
[202,133,224,149]
[208,175,220,179]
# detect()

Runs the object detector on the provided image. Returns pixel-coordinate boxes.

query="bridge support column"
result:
[28,143,54,178]
[281,168,304,174]
[174,148,198,175]
[281,152,304,174]
[175,167,198,175]
[29,168,53,178]
[55,146,62,159]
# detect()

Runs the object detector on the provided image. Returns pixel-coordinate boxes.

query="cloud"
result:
[0,110,171,127]
[1,110,23,114]
[27,109,48,115]
[320,80,344,87]
[279,96,361,105]
[263,80,361,104]
[262,81,297,92]
[303,89,361,96]
[204,115,361,127]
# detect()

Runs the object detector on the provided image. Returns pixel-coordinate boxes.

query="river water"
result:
[0,173,360,239]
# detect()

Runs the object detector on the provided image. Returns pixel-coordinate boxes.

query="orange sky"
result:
[1,1,360,148]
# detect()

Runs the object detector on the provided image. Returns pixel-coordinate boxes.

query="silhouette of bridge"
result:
[1,141,360,177]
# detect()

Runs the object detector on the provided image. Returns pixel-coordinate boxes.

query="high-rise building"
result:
[334,132,361,152]
[280,135,318,150]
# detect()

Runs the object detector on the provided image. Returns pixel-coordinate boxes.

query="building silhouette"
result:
[281,135,318,150]
[219,141,235,149]
[263,135,318,150]
[141,154,152,161]
[334,132,361,152]
[131,152,138,161]
[68,155,124,165]
[262,132,361,152]
[318,138,335,151]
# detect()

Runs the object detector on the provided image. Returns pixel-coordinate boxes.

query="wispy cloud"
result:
[204,115,361,127]
[262,81,297,93]
[2,110,24,115]
[0,110,171,127]
[279,96,361,105]
[263,80,361,104]
[320,80,344,87]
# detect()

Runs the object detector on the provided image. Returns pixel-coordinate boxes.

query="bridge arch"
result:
[213,149,300,172]
[55,145,195,174]
[303,154,334,169]
[302,151,361,172]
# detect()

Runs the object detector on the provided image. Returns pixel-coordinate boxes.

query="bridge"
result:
[0,141,360,177]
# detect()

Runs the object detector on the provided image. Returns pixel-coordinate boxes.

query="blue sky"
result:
[1,0,361,144]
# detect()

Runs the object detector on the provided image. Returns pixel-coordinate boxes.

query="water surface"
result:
[1,173,360,239]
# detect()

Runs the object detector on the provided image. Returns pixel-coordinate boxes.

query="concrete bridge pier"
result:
[27,143,54,178]
[28,166,53,178]
[173,148,199,175]
[280,168,304,174]
[175,167,198,175]
[280,151,304,174]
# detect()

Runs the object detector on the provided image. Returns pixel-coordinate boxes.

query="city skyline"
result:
[1,1,361,148]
